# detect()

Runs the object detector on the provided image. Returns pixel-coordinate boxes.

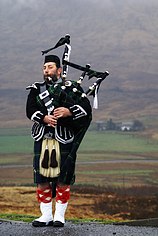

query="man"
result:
[26,55,92,227]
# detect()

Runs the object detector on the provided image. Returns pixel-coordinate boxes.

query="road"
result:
[0,219,158,236]
[1,158,158,169]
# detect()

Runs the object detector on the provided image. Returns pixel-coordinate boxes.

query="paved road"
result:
[1,158,158,169]
[0,219,158,236]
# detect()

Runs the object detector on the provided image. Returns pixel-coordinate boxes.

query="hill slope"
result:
[1,0,158,127]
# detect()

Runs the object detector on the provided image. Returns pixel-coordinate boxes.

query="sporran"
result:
[40,138,60,178]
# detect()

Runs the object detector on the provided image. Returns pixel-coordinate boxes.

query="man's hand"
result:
[43,115,57,127]
[43,108,72,127]
[53,107,72,118]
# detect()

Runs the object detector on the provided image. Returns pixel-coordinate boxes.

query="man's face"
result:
[43,62,62,82]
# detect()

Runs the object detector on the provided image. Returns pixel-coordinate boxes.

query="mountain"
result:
[1,0,158,128]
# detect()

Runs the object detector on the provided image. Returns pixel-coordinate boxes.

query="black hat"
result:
[44,55,61,68]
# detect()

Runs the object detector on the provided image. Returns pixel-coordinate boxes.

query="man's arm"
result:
[26,88,46,123]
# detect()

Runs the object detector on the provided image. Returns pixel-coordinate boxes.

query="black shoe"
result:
[32,220,54,227]
[53,221,64,227]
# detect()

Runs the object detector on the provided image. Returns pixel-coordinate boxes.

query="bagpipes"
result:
[41,34,109,109]
[36,35,110,184]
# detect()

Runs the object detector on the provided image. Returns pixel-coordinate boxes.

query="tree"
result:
[106,118,116,130]
[133,120,144,131]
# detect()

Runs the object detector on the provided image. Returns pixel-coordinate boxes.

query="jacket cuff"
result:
[69,105,87,120]
[31,111,45,123]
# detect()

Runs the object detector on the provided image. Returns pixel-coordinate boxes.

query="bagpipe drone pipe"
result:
[41,34,110,110]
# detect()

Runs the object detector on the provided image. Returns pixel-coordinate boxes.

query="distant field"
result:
[0,128,33,154]
[1,128,158,154]
[80,130,158,153]
[0,128,158,188]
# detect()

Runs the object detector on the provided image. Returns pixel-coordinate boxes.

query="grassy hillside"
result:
[1,0,158,127]
[1,128,158,156]
[0,128,158,188]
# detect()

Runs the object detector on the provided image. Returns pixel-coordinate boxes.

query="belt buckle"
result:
[44,132,53,140]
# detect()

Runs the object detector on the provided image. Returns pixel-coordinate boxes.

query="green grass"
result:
[1,128,158,155]
[0,136,33,154]
[1,128,158,188]
[0,213,121,224]
[0,213,35,223]
[0,128,33,154]
[0,128,30,136]
[79,131,158,153]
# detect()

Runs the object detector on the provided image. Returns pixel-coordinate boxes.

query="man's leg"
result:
[53,183,70,227]
[32,183,53,227]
